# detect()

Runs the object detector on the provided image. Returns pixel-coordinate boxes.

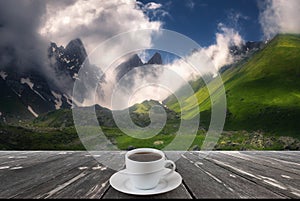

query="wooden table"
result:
[0,151,299,199]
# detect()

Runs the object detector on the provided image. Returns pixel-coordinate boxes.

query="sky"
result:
[1,0,300,109]
[139,0,263,47]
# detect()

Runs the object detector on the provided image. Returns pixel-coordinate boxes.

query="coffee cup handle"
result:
[162,160,176,176]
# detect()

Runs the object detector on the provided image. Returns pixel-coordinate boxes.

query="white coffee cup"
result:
[124,148,176,190]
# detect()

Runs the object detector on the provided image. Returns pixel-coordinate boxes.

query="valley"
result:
[0,34,300,151]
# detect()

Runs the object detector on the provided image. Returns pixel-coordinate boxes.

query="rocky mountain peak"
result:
[147,52,162,65]
[129,54,144,67]
[115,54,143,80]
[65,38,87,64]
[230,41,264,56]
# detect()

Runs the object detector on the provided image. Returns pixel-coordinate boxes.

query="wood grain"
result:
[0,151,298,199]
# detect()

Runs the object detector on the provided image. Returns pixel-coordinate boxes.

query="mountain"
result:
[2,35,300,150]
[146,52,163,65]
[0,38,89,123]
[115,52,163,81]
[49,38,87,81]
[128,100,179,127]
[0,42,161,123]
[115,54,144,81]
[0,69,70,123]
[165,40,265,106]
[220,41,265,73]
[33,104,115,128]
[33,99,179,129]
[165,34,300,137]
[230,41,264,57]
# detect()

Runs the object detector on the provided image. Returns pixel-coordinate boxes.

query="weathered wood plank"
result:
[219,151,300,175]
[91,151,126,171]
[0,151,45,164]
[176,152,284,199]
[198,152,300,198]
[51,168,113,199]
[0,151,74,171]
[0,151,31,160]
[48,152,124,199]
[176,156,238,198]
[242,151,300,166]
[0,151,299,199]
[11,158,98,198]
[0,152,93,198]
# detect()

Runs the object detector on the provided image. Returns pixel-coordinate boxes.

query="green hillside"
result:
[166,34,300,138]
[1,34,300,151]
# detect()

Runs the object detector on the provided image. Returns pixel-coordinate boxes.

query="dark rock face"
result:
[48,38,88,84]
[147,52,163,65]
[1,39,166,123]
[115,52,162,81]
[219,41,265,73]
[1,48,164,122]
[115,54,144,81]
[65,39,87,64]
[0,38,90,122]
[230,41,264,56]
[0,69,62,122]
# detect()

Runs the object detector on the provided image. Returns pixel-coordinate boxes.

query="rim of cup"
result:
[126,148,165,163]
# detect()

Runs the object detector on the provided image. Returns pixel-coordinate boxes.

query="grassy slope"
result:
[0,125,84,150]
[167,34,300,138]
[1,35,300,150]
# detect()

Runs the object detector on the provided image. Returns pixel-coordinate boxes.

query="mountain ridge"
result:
[166,34,300,137]
[0,38,90,123]
[115,52,163,81]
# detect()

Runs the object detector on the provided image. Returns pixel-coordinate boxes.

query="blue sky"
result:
[140,0,264,47]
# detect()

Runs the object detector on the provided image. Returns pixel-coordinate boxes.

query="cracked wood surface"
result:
[0,151,299,199]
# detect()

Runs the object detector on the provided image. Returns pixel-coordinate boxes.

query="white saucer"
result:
[109,168,182,195]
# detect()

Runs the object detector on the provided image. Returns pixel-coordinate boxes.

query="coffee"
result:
[125,148,176,189]
[128,152,162,162]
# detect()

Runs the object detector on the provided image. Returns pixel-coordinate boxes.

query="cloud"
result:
[0,0,165,102]
[144,2,162,10]
[259,0,300,38]
[208,24,244,68]
[0,0,49,72]
[40,0,163,54]
[137,1,169,21]
[138,50,151,63]
[40,0,166,107]
[227,10,250,29]
[104,24,244,109]
[168,23,244,79]
[0,0,244,110]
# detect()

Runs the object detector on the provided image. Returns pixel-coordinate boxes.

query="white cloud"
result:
[117,24,243,109]
[144,2,162,10]
[39,0,166,108]
[109,24,244,109]
[201,24,243,70]
[137,1,169,20]
[40,0,162,54]
[227,10,250,28]
[138,50,151,63]
[39,0,244,109]
[259,0,300,38]
[167,23,244,80]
